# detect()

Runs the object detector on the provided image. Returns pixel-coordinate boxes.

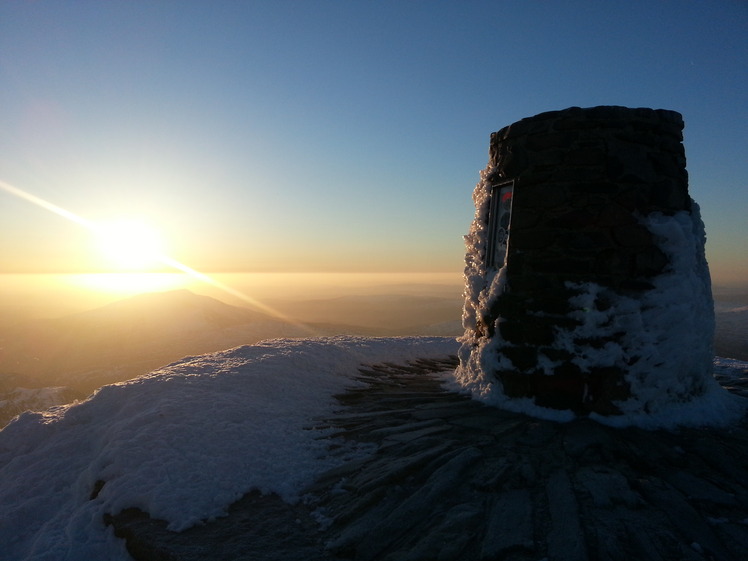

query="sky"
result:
[1,1,746,286]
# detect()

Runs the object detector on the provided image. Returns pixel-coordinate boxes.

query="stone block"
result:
[498,317,555,346]
[531,257,595,275]
[617,278,656,292]
[510,207,543,230]
[540,347,574,363]
[531,148,566,167]
[525,131,578,151]
[554,116,600,130]
[597,202,637,226]
[616,128,659,146]
[491,293,527,318]
[480,489,534,559]
[611,223,653,248]
[498,320,523,344]
[634,246,669,277]
[650,178,688,212]
[546,208,597,229]
[507,273,552,292]
[516,182,569,208]
[495,369,533,398]
[565,147,607,166]
[613,185,651,212]
[546,470,588,561]
[648,151,684,179]
[509,227,556,250]
[557,230,613,252]
[574,181,621,195]
[552,166,607,182]
[659,135,684,154]
[595,249,634,277]
[520,318,557,345]
[500,147,530,177]
[503,345,538,371]
[524,291,574,315]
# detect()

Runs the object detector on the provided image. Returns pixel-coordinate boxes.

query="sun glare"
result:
[1,179,312,331]
[69,272,189,296]
[95,219,166,270]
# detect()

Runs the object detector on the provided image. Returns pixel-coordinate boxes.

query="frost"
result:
[0,336,458,561]
[455,167,745,428]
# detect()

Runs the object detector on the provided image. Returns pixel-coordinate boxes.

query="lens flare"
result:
[0,178,315,333]
[94,219,166,270]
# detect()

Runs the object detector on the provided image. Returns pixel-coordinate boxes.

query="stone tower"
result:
[458,106,725,423]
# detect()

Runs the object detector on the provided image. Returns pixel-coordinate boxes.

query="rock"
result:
[480,489,534,559]
[547,470,588,561]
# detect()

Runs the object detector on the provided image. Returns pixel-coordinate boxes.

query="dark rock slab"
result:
[106,356,748,561]
[104,490,328,561]
[481,488,534,559]
[546,469,588,561]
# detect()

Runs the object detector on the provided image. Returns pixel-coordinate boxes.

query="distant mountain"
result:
[1,289,315,395]
[715,305,748,361]
[66,288,272,327]
[0,289,462,427]
[2,286,742,429]
[411,319,463,336]
[0,386,78,427]
[264,293,463,331]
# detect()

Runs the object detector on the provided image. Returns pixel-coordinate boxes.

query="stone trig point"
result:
[458,106,734,424]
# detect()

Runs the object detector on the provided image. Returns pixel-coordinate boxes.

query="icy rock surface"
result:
[109,356,748,561]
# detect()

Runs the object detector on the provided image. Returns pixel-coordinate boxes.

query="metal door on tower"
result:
[486,181,513,269]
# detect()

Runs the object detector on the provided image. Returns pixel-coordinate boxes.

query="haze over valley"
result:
[1,274,745,429]
[0,274,465,427]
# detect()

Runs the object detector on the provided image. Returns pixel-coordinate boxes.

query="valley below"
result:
[1,286,745,429]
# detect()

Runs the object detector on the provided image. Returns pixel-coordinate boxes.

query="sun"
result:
[94,218,167,271]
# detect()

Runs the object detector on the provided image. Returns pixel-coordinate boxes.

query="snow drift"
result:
[0,336,457,561]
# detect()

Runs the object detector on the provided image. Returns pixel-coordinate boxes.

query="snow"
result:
[0,386,71,413]
[456,168,746,428]
[714,356,748,372]
[456,169,578,422]
[586,205,739,427]
[0,336,458,561]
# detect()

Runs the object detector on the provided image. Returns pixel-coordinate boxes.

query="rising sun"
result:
[94,218,167,271]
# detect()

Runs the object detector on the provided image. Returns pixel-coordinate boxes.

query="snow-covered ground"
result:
[0,336,458,561]
[0,335,745,561]
[0,386,77,424]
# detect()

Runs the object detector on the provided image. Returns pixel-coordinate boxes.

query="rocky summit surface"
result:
[107,358,748,561]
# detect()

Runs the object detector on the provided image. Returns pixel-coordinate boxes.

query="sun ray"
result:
[0,178,316,334]
[158,257,311,328]
[0,179,94,229]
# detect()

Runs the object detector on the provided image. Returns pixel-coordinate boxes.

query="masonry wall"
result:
[459,106,716,419]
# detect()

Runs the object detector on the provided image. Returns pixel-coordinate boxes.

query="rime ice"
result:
[456,106,745,427]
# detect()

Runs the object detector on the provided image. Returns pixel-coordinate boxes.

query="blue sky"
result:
[1,1,746,285]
